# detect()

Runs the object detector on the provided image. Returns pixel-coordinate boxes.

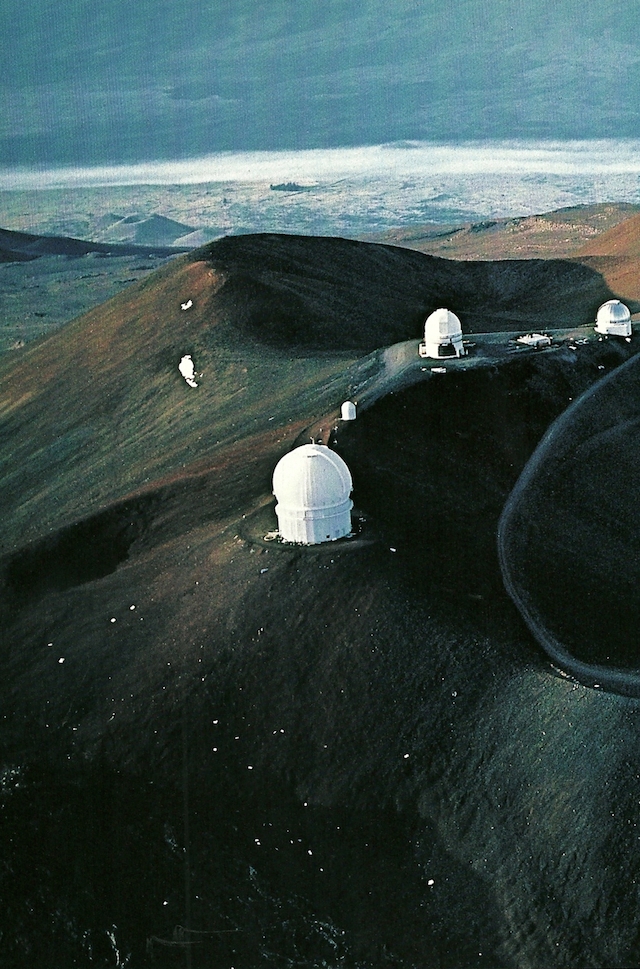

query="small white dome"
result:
[273,444,353,544]
[420,308,465,359]
[341,400,357,421]
[595,299,632,336]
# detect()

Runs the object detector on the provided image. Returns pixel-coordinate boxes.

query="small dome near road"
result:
[273,444,353,545]
[420,308,466,359]
[595,299,632,337]
[341,400,357,421]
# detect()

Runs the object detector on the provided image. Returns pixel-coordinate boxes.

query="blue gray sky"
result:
[2,0,639,167]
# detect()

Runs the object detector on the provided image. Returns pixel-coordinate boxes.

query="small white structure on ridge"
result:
[341,400,357,421]
[272,444,353,544]
[595,299,632,338]
[178,354,198,388]
[419,308,466,359]
[517,332,552,348]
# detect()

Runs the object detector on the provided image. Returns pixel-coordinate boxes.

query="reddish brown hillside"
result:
[574,212,640,302]
[364,204,640,261]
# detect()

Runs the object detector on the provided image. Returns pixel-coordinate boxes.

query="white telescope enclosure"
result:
[419,308,466,359]
[595,299,632,337]
[273,444,353,544]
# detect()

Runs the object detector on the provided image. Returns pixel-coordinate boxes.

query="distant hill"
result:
[97,214,196,247]
[364,204,640,262]
[0,226,187,263]
[2,0,640,163]
[192,232,624,351]
[574,211,640,301]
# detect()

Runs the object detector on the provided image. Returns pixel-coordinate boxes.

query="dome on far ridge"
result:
[420,308,465,359]
[595,299,632,337]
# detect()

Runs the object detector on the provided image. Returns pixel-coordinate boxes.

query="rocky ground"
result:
[2,225,640,967]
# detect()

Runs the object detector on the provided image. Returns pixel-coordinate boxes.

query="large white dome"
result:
[273,444,353,544]
[420,308,465,359]
[597,299,631,324]
[425,308,462,342]
[595,299,631,335]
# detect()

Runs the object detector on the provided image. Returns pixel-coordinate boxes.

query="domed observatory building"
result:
[341,400,357,421]
[273,444,353,544]
[595,299,632,338]
[419,308,466,359]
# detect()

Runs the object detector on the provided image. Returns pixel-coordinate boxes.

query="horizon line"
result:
[2,139,640,192]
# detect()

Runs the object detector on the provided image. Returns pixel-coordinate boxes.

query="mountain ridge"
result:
[3,227,640,966]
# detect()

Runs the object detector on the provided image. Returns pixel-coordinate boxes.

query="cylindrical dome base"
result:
[275,499,353,544]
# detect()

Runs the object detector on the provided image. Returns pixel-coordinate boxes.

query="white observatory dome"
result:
[595,299,632,337]
[341,400,357,421]
[273,444,353,544]
[419,308,465,359]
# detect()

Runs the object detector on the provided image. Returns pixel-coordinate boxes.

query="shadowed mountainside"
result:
[0,233,628,551]
[3,234,640,967]
[194,232,626,350]
[500,350,640,674]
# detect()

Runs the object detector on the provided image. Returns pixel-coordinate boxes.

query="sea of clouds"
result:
[2,140,640,237]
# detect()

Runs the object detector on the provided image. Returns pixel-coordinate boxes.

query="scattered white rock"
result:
[179,354,198,388]
[181,299,193,310]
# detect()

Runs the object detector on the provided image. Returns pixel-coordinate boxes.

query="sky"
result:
[1,0,640,169]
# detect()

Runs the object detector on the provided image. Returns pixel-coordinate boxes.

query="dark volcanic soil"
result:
[198,233,625,350]
[2,233,640,968]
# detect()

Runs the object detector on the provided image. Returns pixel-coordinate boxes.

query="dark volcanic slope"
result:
[4,234,640,968]
[500,351,640,675]
[200,233,623,350]
[0,233,626,552]
[0,226,186,262]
